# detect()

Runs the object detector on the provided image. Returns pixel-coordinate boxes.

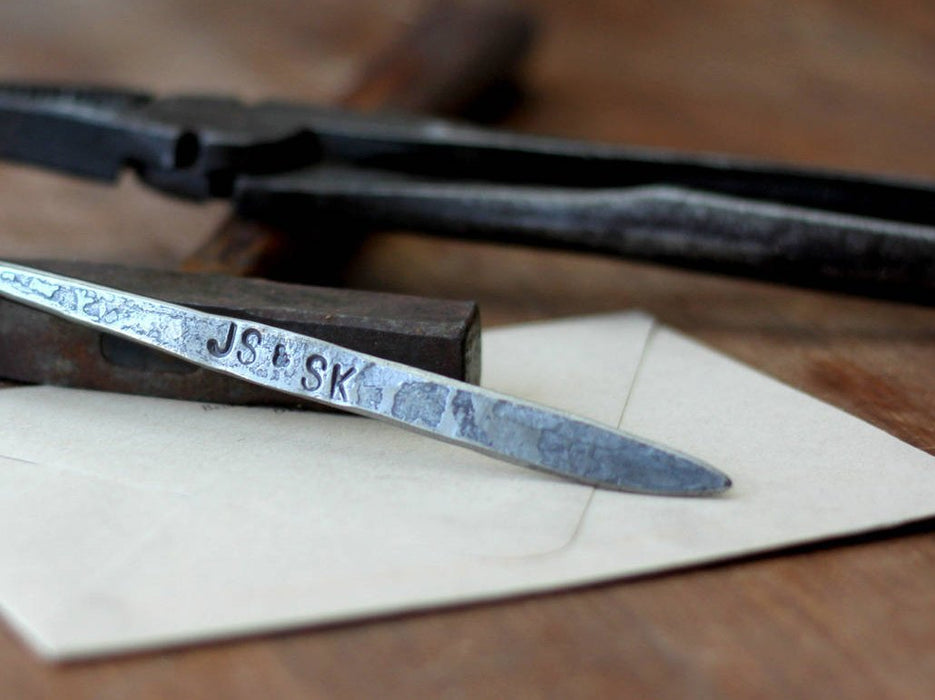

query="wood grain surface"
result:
[1,1,934,697]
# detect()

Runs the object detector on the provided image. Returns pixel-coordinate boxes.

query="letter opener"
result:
[0,260,730,496]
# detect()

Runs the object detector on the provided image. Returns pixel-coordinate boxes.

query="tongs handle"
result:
[235,167,935,305]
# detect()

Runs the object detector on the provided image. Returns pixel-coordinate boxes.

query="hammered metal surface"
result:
[0,260,730,496]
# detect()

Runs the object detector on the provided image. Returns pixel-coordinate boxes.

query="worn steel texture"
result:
[0,260,479,406]
[0,260,729,496]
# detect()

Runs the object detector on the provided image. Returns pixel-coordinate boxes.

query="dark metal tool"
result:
[0,1,534,401]
[0,259,730,496]
[1,84,934,304]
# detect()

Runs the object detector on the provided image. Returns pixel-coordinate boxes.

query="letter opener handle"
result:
[0,261,730,496]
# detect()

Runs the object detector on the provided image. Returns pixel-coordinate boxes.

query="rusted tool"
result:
[4,0,935,307]
[0,1,536,402]
[0,260,478,405]
[3,79,935,304]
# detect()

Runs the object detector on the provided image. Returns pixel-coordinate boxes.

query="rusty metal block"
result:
[0,260,479,407]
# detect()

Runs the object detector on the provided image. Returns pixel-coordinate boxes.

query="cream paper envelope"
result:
[0,312,933,660]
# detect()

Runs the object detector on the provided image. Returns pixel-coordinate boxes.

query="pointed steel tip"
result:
[600,442,733,497]
[695,469,732,496]
[643,469,731,498]
[670,460,732,497]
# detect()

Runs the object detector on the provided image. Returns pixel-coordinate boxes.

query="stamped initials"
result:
[301,353,327,391]
[206,322,358,401]
[207,322,263,365]
[301,352,356,400]
[237,328,261,365]
[206,322,236,357]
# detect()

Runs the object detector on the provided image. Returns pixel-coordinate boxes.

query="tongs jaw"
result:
[0,85,165,182]
[0,85,324,198]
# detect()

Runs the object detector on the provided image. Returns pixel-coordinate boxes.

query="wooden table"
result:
[1,1,934,696]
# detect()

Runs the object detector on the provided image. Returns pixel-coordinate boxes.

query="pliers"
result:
[1,83,933,304]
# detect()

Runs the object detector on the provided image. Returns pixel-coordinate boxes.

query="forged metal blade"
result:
[0,260,730,497]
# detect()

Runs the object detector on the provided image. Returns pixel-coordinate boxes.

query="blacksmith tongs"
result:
[1,83,933,304]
